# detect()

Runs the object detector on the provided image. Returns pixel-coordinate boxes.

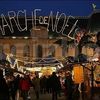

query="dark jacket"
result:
[0,71,10,100]
[50,73,61,91]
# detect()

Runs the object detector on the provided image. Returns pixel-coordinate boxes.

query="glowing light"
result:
[24,37,28,39]
[92,58,99,62]
[12,36,16,39]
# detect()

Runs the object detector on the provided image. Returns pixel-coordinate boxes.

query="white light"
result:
[33,27,41,30]
[49,36,53,39]
[57,65,61,69]
[24,37,28,39]
[12,36,16,39]
[92,58,99,61]
[60,63,64,68]
[34,29,41,30]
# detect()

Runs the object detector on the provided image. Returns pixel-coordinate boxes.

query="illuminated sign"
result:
[0,9,78,40]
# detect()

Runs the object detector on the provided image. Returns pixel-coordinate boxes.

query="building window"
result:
[10,45,16,56]
[49,45,55,57]
[0,45,3,53]
[23,45,30,57]
[37,45,43,58]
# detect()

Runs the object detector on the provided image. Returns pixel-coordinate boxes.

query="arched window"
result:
[23,45,30,57]
[0,45,3,53]
[37,45,43,58]
[10,45,16,56]
[49,45,55,57]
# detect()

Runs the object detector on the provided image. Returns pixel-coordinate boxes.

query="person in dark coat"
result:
[64,71,74,100]
[50,72,61,100]
[40,76,47,94]
[46,75,52,93]
[8,75,20,100]
[0,70,10,100]
[32,74,40,100]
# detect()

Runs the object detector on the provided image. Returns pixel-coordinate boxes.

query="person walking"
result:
[32,73,40,100]
[0,70,10,100]
[50,72,61,100]
[64,71,74,100]
[8,75,17,100]
[40,76,47,94]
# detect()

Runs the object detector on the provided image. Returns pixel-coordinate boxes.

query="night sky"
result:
[0,0,100,37]
[0,0,100,16]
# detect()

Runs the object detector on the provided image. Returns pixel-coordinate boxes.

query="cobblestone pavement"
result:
[18,87,100,100]
[19,88,65,100]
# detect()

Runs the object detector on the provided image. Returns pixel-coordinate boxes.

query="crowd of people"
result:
[0,69,88,100]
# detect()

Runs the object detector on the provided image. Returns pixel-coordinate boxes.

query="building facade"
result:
[0,26,96,62]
